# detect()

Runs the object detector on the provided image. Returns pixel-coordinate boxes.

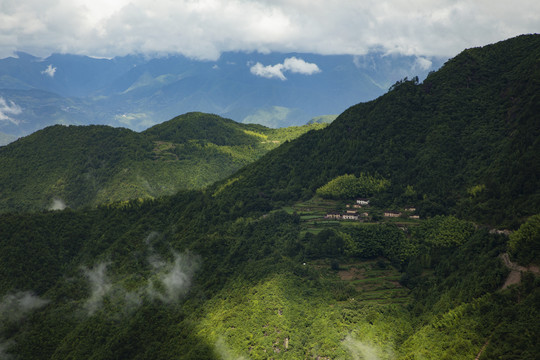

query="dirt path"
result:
[475,339,490,360]
[475,254,539,358]
[500,253,540,290]
[500,253,540,274]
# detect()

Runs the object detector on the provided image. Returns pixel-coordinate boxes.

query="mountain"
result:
[216,34,540,228]
[0,35,539,359]
[0,51,444,140]
[0,112,326,212]
[0,88,96,139]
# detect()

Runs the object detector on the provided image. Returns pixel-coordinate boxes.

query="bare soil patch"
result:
[502,270,521,290]
[338,267,365,281]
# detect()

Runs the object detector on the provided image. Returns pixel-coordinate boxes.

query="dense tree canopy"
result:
[316,173,390,199]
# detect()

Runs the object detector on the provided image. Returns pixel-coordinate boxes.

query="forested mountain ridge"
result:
[0,35,539,359]
[0,112,326,212]
[214,34,540,228]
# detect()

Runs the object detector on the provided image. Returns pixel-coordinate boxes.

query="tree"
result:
[508,214,540,265]
[316,173,389,199]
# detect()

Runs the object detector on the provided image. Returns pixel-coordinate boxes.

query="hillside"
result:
[0,35,539,360]
[216,34,540,228]
[0,112,326,212]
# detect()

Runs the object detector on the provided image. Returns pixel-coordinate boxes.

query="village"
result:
[324,198,420,222]
[283,196,422,235]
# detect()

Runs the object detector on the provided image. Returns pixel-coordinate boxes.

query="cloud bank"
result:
[0,0,538,59]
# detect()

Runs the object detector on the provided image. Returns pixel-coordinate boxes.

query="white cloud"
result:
[0,97,22,125]
[250,57,320,80]
[146,251,200,303]
[82,262,112,315]
[250,62,287,80]
[41,64,57,77]
[283,57,321,75]
[0,1,538,59]
[49,197,66,210]
[414,56,433,71]
[79,233,200,315]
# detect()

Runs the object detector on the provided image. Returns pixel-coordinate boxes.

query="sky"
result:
[1,0,539,60]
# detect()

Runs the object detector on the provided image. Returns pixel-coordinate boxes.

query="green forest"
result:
[0,112,326,212]
[0,35,539,359]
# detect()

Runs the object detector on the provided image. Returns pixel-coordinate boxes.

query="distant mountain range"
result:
[0,51,444,143]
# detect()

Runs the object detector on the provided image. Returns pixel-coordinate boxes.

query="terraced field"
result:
[311,259,411,305]
[285,197,414,305]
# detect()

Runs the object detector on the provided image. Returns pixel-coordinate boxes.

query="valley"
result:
[0,35,538,359]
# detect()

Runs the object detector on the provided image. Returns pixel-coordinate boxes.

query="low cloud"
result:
[80,232,200,315]
[0,291,49,359]
[250,57,321,80]
[0,97,22,125]
[147,252,199,303]
[41,64,57,77]
[0,339,15,360]
[214,337,249,360]
[49,198,67,211]
[82,262,112,315]
[0,291,49,323]
[343,335,394,360]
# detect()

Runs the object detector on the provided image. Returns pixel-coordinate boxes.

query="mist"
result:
[0,291,49,359]
[80,232,200,315]
[147,252,200,303]
[214,337,249,360]
[82,262,112,315]
[343,335,394,360]
[49,197,67,211]
[0,291,49,322]
[0,339,14,360]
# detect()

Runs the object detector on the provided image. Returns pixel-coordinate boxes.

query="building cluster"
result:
[326,198,370,221]
[325,199,420,221]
